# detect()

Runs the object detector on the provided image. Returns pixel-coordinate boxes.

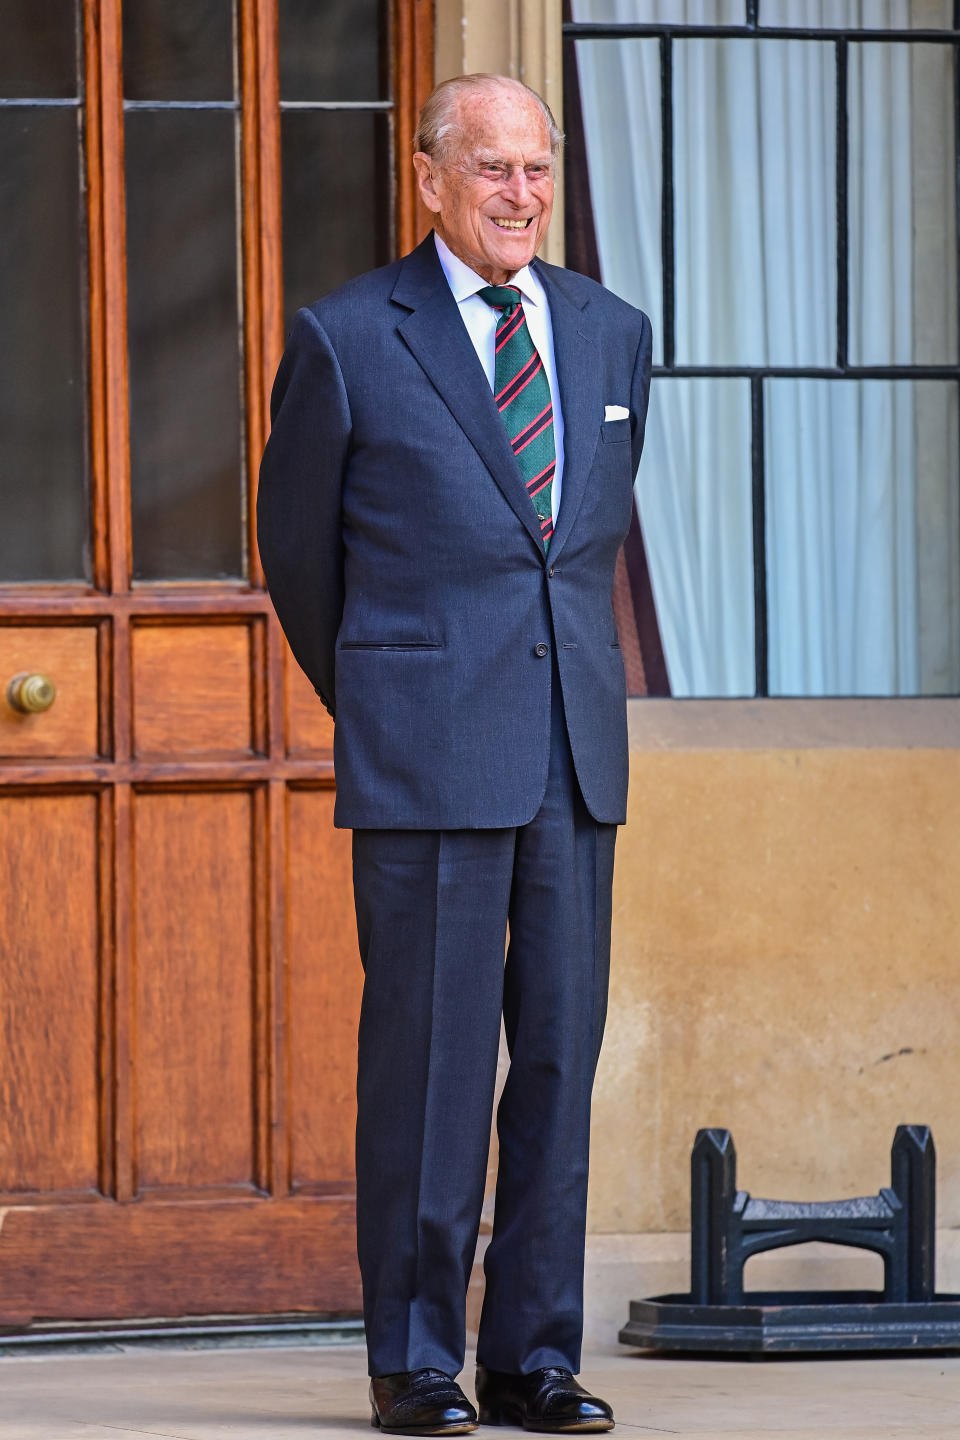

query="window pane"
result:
[0,108,89,581]
[281,110,391,324]
[575,32,841,367]
[637,379,755,696]
[573,39,663,362]
[279,0,387,102]
[570,0,743,21]
[761,0,954,28]
[848,44,957,365]
[123,0,234,102]
[125,111,243,580]
[766,380,960,696]
[674,39,836,365]
[0,0,77,98]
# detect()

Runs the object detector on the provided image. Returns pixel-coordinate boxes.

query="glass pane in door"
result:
[278,0,387,102]
[281,110,392,322]
[0,5,89,582]
[123,0,234,102]
[123,0,244,581]
[278,0,393,325]
[0,0,77,98]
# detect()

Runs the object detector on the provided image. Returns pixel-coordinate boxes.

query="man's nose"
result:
[502,167,531,205]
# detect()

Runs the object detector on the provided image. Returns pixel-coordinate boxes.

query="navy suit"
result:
[258,234,652,1377]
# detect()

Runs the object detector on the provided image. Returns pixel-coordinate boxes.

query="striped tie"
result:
[478,285,556,552]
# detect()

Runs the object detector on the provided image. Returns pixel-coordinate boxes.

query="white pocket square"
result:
[604,404,629,421]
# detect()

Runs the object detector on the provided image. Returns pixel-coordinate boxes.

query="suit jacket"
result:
[257,233,653,829]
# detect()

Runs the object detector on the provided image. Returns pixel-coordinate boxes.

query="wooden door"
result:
[0,0,432,1327]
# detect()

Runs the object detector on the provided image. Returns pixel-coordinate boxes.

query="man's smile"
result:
[489,216,534,229]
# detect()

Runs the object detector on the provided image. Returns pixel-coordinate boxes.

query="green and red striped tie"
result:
[478,284,556,552]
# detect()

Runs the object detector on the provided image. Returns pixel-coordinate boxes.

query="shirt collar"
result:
[434,231,542,308]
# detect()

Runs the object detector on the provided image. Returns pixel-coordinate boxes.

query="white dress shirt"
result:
[434,232,564,523]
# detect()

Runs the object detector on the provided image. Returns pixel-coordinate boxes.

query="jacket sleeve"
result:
[256,307,351,718]
[629,311,654,479]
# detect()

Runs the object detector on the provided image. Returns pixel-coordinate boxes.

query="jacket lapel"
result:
[392,236,545,554]
[533,259,602,563]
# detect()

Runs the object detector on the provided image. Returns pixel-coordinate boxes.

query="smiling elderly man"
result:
[258,74,652,1436]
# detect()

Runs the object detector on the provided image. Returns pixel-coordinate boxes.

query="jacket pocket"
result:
[338,640,444,651]
[600,417,631,444]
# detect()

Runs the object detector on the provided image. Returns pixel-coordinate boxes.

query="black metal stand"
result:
[619,1126,960,1353]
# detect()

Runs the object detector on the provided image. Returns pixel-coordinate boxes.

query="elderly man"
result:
[258,73,652,1436]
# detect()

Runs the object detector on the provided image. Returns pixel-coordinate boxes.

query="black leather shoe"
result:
[475,1365,614,1433]
[370,1369,479,1435]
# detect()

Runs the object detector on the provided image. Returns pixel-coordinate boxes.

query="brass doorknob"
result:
[6,672,57,714]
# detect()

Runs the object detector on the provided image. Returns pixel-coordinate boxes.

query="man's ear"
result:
[413,152,443,215]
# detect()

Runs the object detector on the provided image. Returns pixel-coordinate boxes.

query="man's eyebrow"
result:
[471,153,554,168]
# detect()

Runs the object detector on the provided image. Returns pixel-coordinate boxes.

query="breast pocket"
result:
[600,418,631,444]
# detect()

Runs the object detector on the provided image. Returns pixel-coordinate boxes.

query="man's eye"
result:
[482,166,505,178]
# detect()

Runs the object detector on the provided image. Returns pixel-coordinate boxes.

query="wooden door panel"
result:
[131,621,259,757]
[0,625,99,758]
[285,643,335,756]
[0,792,102,1196]
[286,788,361,1189]
[132,789,260,1194]
[0,1196,359,1325]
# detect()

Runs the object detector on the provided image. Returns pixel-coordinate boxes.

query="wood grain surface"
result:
[132,790,257,1193]
[285,643,335,756]
[131,622,255,757]
[0,625,100,758]
[393,0,436,257]
[0,793,101,1195]
[0,1196,360,1324]
[286,789,360,1190]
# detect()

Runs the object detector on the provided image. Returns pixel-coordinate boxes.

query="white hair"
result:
[413,73,564,162]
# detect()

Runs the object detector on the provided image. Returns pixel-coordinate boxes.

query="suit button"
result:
[534,642,549,658]
[548,566,556,578]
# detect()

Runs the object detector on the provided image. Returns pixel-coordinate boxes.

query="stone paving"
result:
[3,1342,960,1440]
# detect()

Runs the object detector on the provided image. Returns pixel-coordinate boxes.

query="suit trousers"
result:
[351,670,617,1380]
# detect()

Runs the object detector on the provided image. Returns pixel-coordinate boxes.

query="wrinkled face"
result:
[413,88,555,285]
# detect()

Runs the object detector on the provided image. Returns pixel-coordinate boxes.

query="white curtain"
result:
[573,0,959,696]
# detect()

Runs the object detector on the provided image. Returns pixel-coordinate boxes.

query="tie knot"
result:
[477,284,522,311]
